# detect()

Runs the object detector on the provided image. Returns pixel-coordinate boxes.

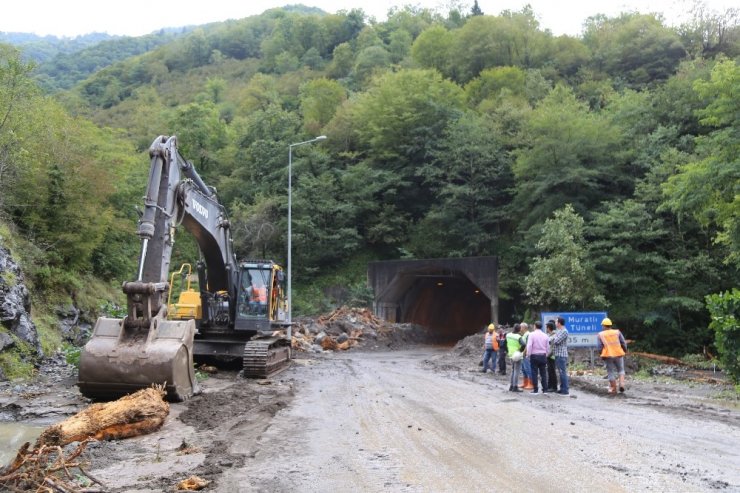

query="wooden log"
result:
[630,351,686,366]
[35,387,169,447]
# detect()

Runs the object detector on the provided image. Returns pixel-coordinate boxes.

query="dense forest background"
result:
[0,2,738,361]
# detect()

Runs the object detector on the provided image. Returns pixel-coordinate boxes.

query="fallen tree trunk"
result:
[36,386,170,447]
[630,352,686,366]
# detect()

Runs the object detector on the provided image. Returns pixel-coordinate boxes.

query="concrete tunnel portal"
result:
[368,257,498,344]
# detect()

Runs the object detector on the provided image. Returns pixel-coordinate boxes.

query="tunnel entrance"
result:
[368,257,498,344]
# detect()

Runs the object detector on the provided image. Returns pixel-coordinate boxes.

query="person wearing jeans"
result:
[545,321,559,391]
[481,324,498,373]
[526,321,550,393]
[506,324,524,392]
[553,316,570,395]
[520,323,533,389]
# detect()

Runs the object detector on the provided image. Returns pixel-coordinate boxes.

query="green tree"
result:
[352,46,391,86]
[230,196,283,259]
[411,112,514,257]
[550,35,591,79]
[388,29,412,63]
[583,13,686,86]
[587,200,670,326]
[662,59,740,265]
[169,100,229,173]
[350,68,465,165]
[464,66,526,107]
[289,163,361,274]
[449,9,551,83]
[524,204,604,309]
[299,78,346,134]
[347,68,466,239]
[219,104,301,206]
[327,42,354,78]
[706,289,740,383]
[512,84,622,229]
[0,46,38,212]
[410,25,453,76]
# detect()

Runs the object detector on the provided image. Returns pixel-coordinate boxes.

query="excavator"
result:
[77,135,291,401]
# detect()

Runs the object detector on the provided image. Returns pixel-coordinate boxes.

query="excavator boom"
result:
[77,136,289,402]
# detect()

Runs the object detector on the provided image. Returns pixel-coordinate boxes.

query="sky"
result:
[0,0,735,38]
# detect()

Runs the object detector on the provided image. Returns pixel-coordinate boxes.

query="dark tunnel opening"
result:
[402,274,490,344]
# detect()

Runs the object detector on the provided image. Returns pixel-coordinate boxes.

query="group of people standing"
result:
[504,317,570,395]
[482,317,628,396]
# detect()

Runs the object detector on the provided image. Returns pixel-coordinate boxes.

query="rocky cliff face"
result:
[0,241,42,378]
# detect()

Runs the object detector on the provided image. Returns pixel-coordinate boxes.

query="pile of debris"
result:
[450,332,485,358]
[290,306,433,353]
[0,386,170,492]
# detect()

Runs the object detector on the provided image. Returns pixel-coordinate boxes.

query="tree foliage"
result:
[0,4,738,356]
[662,59,740,266]
[513,84,622,228]
[412,112,513,257]
[583,13,687,86]
[706,289,740,383]
[524,205,604,309]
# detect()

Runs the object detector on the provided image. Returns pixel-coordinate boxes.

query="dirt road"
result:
[213,349,739,492]
[3,348,739,492]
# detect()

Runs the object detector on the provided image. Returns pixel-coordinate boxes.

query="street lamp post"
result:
[287,135,326,341]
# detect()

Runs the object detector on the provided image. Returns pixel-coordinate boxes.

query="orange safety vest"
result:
[251,285,267,303]
[257,286,267,303]
[599,329,625,358]
[485,333,499,351]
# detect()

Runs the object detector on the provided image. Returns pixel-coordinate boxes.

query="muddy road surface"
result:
[219,349,740,492]
[2,348,739,492]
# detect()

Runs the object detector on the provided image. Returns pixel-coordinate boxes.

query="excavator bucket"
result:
[77,316,199,402]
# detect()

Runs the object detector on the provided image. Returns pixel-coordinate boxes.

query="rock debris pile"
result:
[290,306,432,353]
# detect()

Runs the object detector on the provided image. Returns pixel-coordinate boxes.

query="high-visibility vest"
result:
[599,329,625,358]
[252,285,267,303]
[485,332,499,351]
[506,333,522,354]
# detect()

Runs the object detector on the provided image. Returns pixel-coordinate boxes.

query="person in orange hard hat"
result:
[597,318,628,394]
[481,324,499,373]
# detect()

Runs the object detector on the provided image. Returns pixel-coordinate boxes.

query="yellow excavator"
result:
[77,136,291,401]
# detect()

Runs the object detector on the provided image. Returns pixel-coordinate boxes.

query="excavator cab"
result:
[235,260,287,332]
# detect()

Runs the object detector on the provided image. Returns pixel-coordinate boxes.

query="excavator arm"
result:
[78,136,290,401]
[136,135,238,318]
[78,136,237,401]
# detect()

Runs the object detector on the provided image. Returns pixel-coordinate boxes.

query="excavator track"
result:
[243,337,291,378]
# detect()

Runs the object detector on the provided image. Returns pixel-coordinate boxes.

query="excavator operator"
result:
[250,281,268,314]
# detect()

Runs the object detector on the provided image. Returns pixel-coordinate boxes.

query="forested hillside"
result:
[0,3,738,361]
[0,29,193,92]
[0,32,115,63]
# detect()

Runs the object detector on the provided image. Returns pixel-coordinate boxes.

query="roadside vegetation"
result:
[0,3,738,382]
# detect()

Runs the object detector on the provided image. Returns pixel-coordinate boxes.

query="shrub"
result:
[706,289,740,384]
[63,343,81,368]
[0,333,36,380]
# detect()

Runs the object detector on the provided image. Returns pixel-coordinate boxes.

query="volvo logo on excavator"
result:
[192,198,209,219]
